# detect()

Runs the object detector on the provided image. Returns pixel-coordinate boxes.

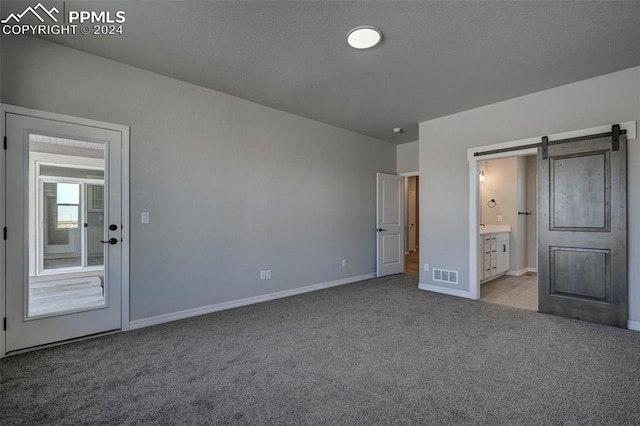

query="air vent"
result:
[433,268,458,284]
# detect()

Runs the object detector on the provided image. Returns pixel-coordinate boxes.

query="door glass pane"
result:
[43,182,82,269]
[28,134,107,318]
[86,185,105,267]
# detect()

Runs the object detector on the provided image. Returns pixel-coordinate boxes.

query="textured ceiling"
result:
[3,1,640,144]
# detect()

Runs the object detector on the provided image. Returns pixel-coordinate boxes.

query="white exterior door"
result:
[5,113,123,353]
[376,173,404,277]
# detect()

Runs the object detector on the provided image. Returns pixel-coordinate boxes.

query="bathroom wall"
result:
[525,155,538,270]
[479,156,535,274]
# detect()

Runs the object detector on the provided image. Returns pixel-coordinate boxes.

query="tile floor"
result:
[480,273,538,311]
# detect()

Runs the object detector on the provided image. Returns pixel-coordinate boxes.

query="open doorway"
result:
[404,175,419,276]
[477,155,537,310]
[468,122,632,329]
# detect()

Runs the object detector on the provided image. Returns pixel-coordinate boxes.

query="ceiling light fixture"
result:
[393,127,403,134]
[347,26,382,49]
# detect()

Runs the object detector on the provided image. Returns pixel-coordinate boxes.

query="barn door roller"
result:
[612,124,620,151]
[473,124,625,158]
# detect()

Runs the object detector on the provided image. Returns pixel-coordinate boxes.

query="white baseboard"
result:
[418,283,474,299]
[130,273,375,330]
[628,320,640,331]
[506,267,537,277]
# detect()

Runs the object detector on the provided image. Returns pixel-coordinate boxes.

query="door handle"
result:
[502,244,506,253]
[100,238,118,245]
[377,228,387,232]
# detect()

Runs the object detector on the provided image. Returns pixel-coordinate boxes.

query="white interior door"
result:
[5,113,123,353]
[407,190,417,252]
[376,173,404,277]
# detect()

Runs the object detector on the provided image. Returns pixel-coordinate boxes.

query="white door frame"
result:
[466,121,637,301]
[0,104,131,357]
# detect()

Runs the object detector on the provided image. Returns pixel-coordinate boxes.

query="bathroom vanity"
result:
[479,225,511,282]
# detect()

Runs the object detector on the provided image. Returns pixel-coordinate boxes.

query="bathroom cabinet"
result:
[480,232,510,282]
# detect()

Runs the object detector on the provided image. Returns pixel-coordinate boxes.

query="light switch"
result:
[141,212,150,224]
[424,263,429,271]
[497,215,503,222]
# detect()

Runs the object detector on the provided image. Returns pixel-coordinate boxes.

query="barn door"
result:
[538,132,627,327]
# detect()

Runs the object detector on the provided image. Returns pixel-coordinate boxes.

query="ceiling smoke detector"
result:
[347,26,382,49]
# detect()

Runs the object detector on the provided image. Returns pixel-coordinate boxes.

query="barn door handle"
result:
[377,228,387,232]
[100,238,118,245]
[502,244,506,253]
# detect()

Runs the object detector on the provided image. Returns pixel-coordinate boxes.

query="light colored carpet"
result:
[2,274,640,425]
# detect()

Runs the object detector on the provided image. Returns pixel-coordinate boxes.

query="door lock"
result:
[100,238,118,245]
[109,224,118,231]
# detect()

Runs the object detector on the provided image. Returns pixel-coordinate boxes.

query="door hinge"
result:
[612,124,620,151]
[3,136,6,150]
[3,317,6,331]
[3,227,6,240]
[541,136,549,160]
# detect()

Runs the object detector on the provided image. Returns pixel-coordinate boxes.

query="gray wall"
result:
[397,140,419,173]
[1,36,396,321]
[419,66,640,323]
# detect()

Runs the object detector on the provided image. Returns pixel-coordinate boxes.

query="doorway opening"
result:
[404,175,419,276]
[477,154,537,310]
[468,121,634,328]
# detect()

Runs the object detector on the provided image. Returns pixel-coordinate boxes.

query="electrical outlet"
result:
[424,263,429,271]
[342,259,347,267]
[266,270,272,280]
[260,270,266,280]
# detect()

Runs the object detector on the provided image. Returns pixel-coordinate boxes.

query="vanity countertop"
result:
[479,224,512,235]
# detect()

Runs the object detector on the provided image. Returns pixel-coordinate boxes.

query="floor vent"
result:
[433,268,458,284]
